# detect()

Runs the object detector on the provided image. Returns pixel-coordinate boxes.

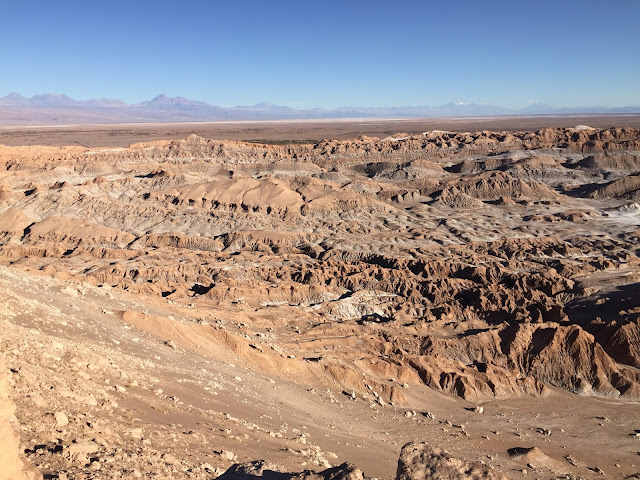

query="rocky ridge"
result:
[1,126,640,479]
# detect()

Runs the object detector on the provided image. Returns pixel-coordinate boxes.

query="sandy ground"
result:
[2,267,639,479]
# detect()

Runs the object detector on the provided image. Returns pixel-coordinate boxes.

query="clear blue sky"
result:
[1,0,638,108]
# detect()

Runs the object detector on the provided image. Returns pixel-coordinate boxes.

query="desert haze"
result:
[1,92,638,126]
[1,120,640,480]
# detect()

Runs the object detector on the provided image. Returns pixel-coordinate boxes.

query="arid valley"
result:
[1,117,640,480]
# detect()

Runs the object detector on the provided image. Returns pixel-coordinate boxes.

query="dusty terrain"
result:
[2,115,640,147]
[1,124,639,479]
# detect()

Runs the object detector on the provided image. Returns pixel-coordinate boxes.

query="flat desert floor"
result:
[1,115,640,147]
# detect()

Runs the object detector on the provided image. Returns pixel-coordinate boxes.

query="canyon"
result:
[0,123,639,479]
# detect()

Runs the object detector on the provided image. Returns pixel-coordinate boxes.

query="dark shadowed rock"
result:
[217,461,364,480]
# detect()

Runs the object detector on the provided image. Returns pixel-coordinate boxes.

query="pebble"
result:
[215,450,237,461]
[54,411,69,427]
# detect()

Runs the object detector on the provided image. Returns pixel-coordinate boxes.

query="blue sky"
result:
[1,0,638,108]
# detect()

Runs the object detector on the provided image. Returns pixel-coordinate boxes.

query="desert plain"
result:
[1,116,639,480]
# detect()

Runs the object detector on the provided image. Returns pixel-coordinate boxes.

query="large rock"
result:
[0,359,41,480]
[396,442,507,480]
[217,461,364,480]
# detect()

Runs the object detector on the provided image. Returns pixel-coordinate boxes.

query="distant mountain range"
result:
[1,92,638,126]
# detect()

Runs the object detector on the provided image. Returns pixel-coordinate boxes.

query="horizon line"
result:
[2,91,640,111]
